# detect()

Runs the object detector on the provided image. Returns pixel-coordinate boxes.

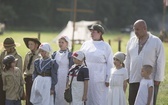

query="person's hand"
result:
[50,89,55,95]
[82,95,87,102]
[154,81,160,86]
[105,82,109,87]
[127,79,129,83]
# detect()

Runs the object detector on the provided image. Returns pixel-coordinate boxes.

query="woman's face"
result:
[90,30,101,41]
[58,39,68,50]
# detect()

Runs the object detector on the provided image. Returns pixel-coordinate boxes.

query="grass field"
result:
[0,30,167,105]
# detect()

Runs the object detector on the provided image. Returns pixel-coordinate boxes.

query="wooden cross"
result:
[57,0,94,52]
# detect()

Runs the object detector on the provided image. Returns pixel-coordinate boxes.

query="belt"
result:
[37,72,51,77]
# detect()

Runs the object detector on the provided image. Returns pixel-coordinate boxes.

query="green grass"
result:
[0,30,167,105]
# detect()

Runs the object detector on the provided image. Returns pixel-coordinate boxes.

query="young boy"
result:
[134,65,154,105]
[23,37,41,105]
[2,55,24,105]
[0,37,22,105]
[66,51,89,105]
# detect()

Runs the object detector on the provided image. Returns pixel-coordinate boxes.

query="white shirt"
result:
[134,78,154,105]
[80,40,113,82]
[125,32,165,83]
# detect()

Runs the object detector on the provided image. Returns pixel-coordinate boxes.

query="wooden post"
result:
[71,0,77,52]
[108,39,111,46]
[56,0,94,52]
[118,39,121,51]
[38,32,41,41]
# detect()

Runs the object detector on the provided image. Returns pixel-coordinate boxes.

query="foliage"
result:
[0,4,17,23]
[0,0,165,30]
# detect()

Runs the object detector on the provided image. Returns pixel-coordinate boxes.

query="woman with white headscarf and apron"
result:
[30,43,58,105]
[52,36,73,105]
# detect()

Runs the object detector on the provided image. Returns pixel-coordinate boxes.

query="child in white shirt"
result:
[134,65,154,105]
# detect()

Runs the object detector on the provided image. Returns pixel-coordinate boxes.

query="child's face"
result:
[39,49,48,58]
[28,41,38,51]
[58,39,68,50]
[113,58,122,67]
[11,60,16,68]
[73,57,82,65]
[141,68,149,77]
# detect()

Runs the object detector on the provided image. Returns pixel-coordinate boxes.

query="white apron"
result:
[70,73,84,105]
[54,52,69,105]
[30,75,54,105]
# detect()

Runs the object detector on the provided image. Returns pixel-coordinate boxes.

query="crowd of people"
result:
[0,19,165,105]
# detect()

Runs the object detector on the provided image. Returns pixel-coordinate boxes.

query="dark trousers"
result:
[5,99,21,105]
[0,75,6,105]
[153,85,159,105]
[128,83,140,105]
[25,76,33,105]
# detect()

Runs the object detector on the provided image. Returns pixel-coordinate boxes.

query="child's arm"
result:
[123,80,127,93]
[82,80,88,101]
[147,86,153,105]
[2,73,6,91]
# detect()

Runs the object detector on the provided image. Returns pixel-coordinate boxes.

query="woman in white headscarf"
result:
[30,43,58,105]
[52,36,73,105]
[80,24,113,105]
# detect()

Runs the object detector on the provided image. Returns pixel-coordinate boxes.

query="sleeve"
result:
[0,52,4,74]
[17,68,25,86]
[147,80,154,88]
[68,52,74,69]
[51,51,56,59]
[125,40,131,79]
[155,39,165,81]
[2,72,6,91]
[83,68,89,80]
[105,43,113,82]
[51,59,58,90]
[16,55,23,73]
[32,59,39,81]
[123,68,128,80]
[23,54,28,73]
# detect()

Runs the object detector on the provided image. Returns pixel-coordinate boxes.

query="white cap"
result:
[72,51,85,61]
[39,43,52,53]
[113,52,126,63]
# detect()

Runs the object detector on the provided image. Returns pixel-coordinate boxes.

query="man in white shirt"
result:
[125,19,165,105]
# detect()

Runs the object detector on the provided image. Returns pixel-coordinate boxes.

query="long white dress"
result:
[54,51,69,105]
[134,78,154,105]
[80,40,113,105]
[108,68,128,105]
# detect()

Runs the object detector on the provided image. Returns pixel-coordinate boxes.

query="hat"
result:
[89,24,105,34]
[39,43,52,53]
[3,37,16,48]
[3,55,17,65]
[72,51,85,61]
[113,52,126,63]
[23,38,41,48]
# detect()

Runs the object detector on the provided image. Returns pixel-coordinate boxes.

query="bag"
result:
[64,87,72,103]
